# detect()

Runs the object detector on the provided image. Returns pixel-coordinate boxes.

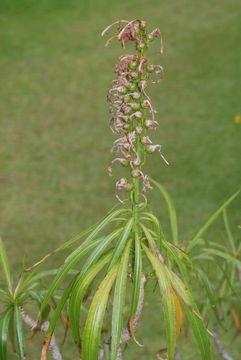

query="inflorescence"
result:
[102,19,169,203]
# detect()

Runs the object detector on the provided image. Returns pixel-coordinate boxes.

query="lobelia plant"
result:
[0,19,240,360]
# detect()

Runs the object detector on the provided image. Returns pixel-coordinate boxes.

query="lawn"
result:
[0,0,240,358]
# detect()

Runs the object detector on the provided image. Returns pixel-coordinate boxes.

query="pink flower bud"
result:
[130,72,138,79]
[119,158,128,166]
[142,175,153,192]
[131,157,141,167]
[130,92,141,99]
[123,106,132,115]
[131,169,142,178]
[145,120,159,129]
[142,100,149,108]
[147,144,160,153]
[130,111,142,119]
[139,80,147,91]
[140,21,147,29]
[135,126,143,135]
[116,177,127,190]
[141,136,152,145]
[114,86,127,94]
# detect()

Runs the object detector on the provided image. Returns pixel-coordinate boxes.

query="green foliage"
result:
[111,241,131,360]
[0,184,240,359]
[34,185,238,360]
[0,8,240,360]
[0,239,58,359]
[82,265,118,360]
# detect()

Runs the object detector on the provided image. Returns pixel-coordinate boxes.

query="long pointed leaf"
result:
[111,241,131,360]
[65,209,126,263]
[187,190,240,252]
[69,252,112,347]
[24,211,121,272]
[78,228,123,278]
[107,218,134,271]
[66,227,123,343]
[82,265,118,360]
[166,269,212,360]
[0,308,12,360]
[173,291,183,337]
[40,238,102,312]
[142,244,177,360]
[150,179,178,245]
[202,248,241,265]
[185,309,211,360]
[141,212,164,250]
[130,234,142,316]
[14,305,25,359]
[223,209,236,254]
[0,238,12,291]
[198,269,222,326]
[16,269,60,297]
[56,208,126,252]
[141,224,158,254]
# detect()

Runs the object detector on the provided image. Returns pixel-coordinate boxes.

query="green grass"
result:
[0,0,240,358]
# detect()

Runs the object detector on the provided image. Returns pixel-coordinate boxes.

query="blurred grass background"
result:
[0,0,240,358]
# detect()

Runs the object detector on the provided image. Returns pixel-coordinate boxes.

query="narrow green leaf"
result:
[65,211,126,265]
[0,238,12,291]
[107,218,134,271]
[223,209,236,254]
[40,238,102,312]
[14,305,25,359]
[202,248,241,265]
[164,242,193,268]
[150,179,178,245]
[46,277,76,340]
[187,190,240,252]
[64,228,122,341]
[24,212,120,273]
[142,244,176,360]
[169,272,191,305]
[140,224,158,254]
[69,252,112,347]
[141,211,165,250]
[27,269,59,283]
[78,228,123,278]
[185,310,211,360]
[56,208,126,252]
[16,269,59,297]
[166,269,212,360]
[0,289,10,300]
[192,254,215,262]
[144,243,211,360]
[111,241,131,360]
[0,308,12,360]
[27,291,44,307]
[130,234,142,316]
[206,242,228,251]
[198,269,222,326]
[27,291,51,321]
[82,265,118,360]
[162,242,190,281]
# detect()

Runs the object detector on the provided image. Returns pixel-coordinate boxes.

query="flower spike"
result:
[103,19,168,203]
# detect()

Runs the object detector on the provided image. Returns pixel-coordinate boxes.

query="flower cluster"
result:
[102,19,168,202]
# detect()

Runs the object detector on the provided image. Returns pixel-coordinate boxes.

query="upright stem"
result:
[131,48,146,212]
